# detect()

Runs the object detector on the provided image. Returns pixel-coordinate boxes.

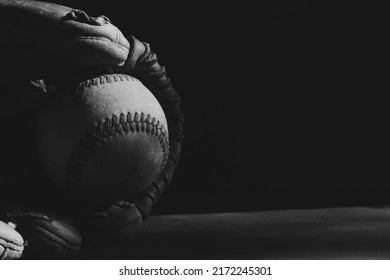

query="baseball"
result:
[36,74,169,207]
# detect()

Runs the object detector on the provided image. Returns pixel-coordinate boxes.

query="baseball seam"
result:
[77,73,133,88]
[66,111,169,195]
[65,73,169,196]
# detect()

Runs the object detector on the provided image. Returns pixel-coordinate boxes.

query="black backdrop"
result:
[23,1,385,214]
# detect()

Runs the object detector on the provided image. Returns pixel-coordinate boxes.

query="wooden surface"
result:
[75,206,390,260]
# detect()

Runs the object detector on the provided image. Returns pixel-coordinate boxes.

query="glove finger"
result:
[0,220,24,260]
[0,0,130,81]
[6,210,82,259]
[74,201,142,248]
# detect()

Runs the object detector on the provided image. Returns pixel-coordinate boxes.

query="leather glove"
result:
[71,37,184,247]
[0,220,25,260]
[74,201,142,248]
[0,0,183,251]
[5,209,82,259]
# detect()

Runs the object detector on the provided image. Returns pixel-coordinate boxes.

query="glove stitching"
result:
[136,42,153,65]
[134,46,172,91]
[66,74,169,198]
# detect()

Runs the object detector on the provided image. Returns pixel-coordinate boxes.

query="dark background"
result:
[21,1,385,214]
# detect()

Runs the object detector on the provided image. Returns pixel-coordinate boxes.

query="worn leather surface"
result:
[0,0,130,72]
[75,201,142,248]
[0,1,184,258]
[6,210,82,259]
[0,220,24,260]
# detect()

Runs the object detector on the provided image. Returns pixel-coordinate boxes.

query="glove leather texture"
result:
[0,220,24,260]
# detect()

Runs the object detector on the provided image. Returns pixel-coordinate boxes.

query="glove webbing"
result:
[122,36,184,218]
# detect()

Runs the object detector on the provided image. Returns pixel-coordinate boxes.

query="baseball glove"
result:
[0,0,183,255]
[0,220,25,260]
[4,209,82,259]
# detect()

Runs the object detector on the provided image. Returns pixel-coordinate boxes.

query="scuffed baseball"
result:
[36,74,169,207]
